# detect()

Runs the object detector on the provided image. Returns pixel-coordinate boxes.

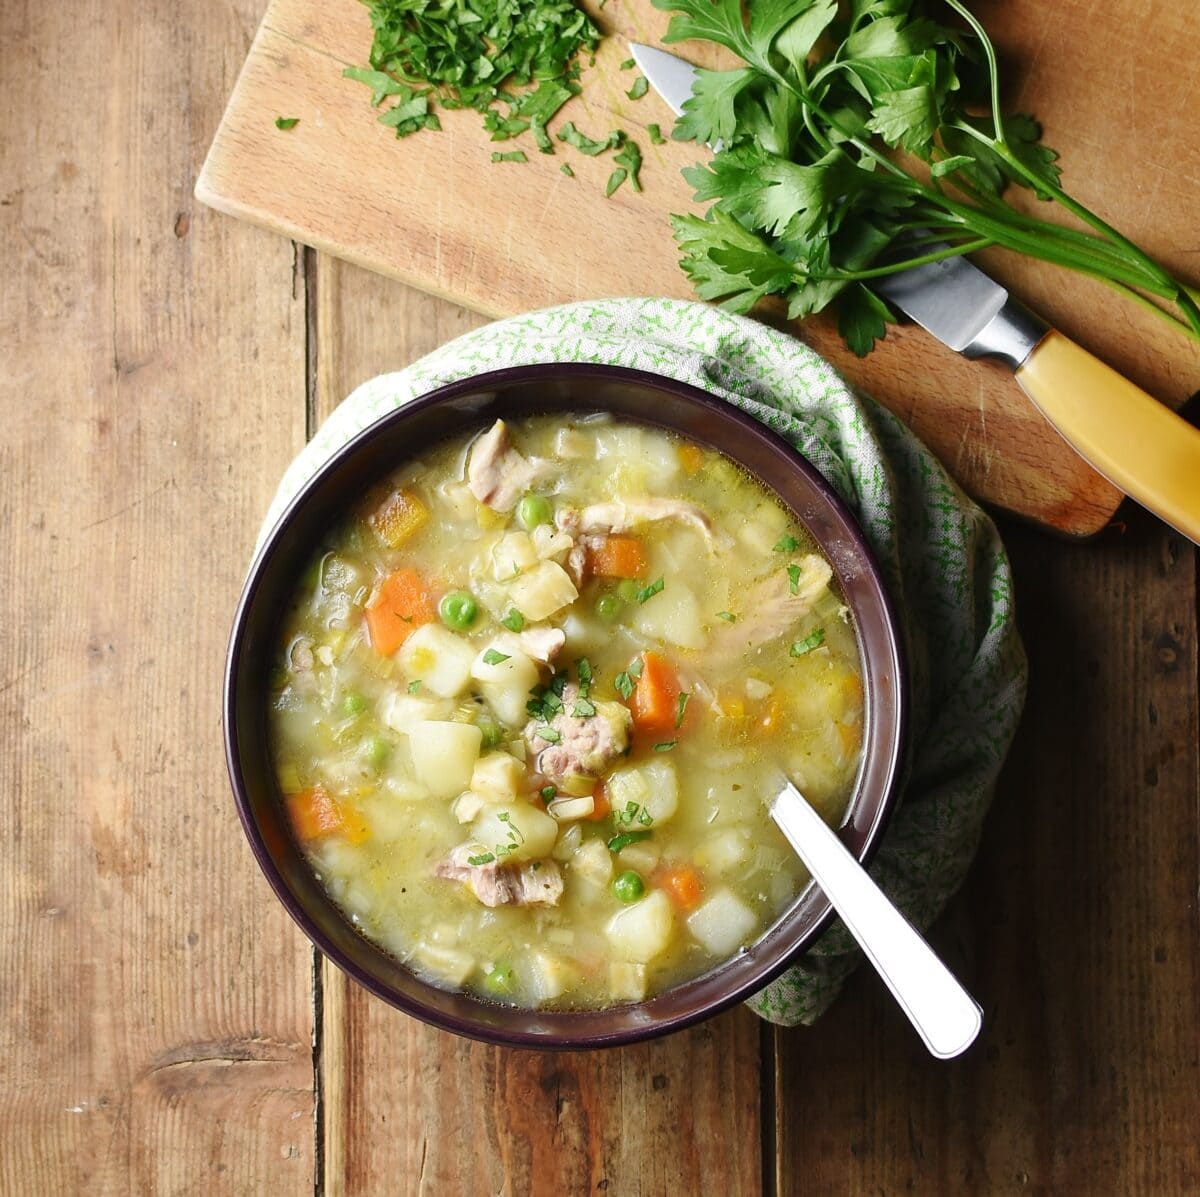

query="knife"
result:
[632,42,1200,545]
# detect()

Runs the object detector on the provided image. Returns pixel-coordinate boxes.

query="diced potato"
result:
[532,523,573,562]
[527,950,575,1003]
[450,790,490,824]
[571,838,614,888]
[548,795,595,821]
[686,888,759,957]
[380,691,454,733]
[470,802,558,863]
[437,480,478,521]
[744,677,773,701]
[506,560,578,622]
[551,822,583,862]
[605,889,675,964]
[471,644,540,727]
[630,582,706,650]
[408,720,483,800]
[695,828,753,875]
[616,841,660,876]
[413,942,475,987]
[470,752,526,799]
[491,531,540,581]
[606,760,679,826]
[398,624,477,698]
[609,961,648,1002]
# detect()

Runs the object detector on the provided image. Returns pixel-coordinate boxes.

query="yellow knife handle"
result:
[1014,330,1200,544]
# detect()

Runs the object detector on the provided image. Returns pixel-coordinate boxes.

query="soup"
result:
[268,414,863,1008]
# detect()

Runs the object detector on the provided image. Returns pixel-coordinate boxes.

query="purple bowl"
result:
[224,363,907,1048]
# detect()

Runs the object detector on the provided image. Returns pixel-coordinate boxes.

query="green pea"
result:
[438,589,478,631]
[482,962,515,996]
[361,735,391,770]
[516,494,553,531]
[478,719,505,750]
[342,692,368,718]
[595,593,621,623]
[611,870,645,903]
[616,578,639,603]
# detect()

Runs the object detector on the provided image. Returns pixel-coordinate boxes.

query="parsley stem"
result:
[807,237,994,282]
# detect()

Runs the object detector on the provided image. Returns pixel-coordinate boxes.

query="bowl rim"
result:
[224,361,908,1048]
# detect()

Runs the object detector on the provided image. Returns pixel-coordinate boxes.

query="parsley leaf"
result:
[491,150,529,163]
[635,577,665,604]
[787,563,801,594]
[647,123,667,145]
[675,692,690,728]
[626,76,649,100]
[275,117,300,130]
[614,671,635,700]
[501,609,525,632]
[790,627,826,657]
[716,610,737,622]
[773,535,798,552]
[653,740,677,752]
[482,648,511,665]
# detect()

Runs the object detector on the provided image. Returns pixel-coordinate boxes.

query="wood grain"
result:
[0,0,315,1190]
[772,511,1200,1195]
[195,0,1200,537]
[311,256,766,1196]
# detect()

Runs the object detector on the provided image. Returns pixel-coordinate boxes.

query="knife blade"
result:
[631,42,1200,545]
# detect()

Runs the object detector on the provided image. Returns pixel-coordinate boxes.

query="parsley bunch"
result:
[655,0,1200,355]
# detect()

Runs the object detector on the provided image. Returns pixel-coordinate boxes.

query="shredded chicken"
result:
[710,554,834,661]
[524,684,632,785]
[467,420,536,512]
[575,498,715,540]
[504,625,566,665]
[435,845,564,907]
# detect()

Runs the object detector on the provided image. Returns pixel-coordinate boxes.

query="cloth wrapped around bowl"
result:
[262,297,1028,1027]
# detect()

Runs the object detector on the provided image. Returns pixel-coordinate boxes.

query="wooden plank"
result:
[195,0,1200,537]
[0,0,315,1190]
[772,514,1200,1194]
[312,259,766,1196]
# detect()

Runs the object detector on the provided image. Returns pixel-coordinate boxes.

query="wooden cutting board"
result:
[196,0,1200,536]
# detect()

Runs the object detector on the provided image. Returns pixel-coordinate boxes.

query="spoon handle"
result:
[772,782,983,1059]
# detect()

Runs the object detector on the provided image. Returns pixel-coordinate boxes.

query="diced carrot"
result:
[658,865,704,912]
[586,535,648,579]
[587,780,612,822]
[365,567,436,655]
[286,786,369,845]
[629,650,682,736]
[677,442,705,475]
[368,487,429,549]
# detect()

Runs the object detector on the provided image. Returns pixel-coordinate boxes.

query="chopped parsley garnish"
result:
[614,671,634,701]
[557,122,621,156]
[790,628,827,657]
[607,830,652,853]
[491,150,528,163]
[613,141,642,193]
[626,76,648,101]
[407,680,423,695]
[467,851,496,866]
[577,658,593,691]
[787,563,802,595]
[628,656,644,679]
[614,801,653,827]
[605,168,627,198]
[774,535,799,553]
[653,740,677,752]
[675,691,690,728]
[482,648,511,665]
[560,162,575,177]
[275,116,300,130]
[620,57,635,70]
[572,697,597,718]
[716,610,737,623]
[500,609,525,632]
[635,577,664,604]
[647,123,666,145]
[536,725,561,743]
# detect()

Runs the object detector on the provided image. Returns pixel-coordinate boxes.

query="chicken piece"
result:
[575,498,715,541]
[525,684,632,786]
[435,846,564,907]
[710,555,833,662]
[514,625,566,665]
[467,420,536,512]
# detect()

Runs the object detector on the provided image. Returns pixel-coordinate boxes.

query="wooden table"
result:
[2,1,1197,1192]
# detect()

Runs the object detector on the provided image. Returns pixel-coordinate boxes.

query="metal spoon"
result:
[771,778,983,1059]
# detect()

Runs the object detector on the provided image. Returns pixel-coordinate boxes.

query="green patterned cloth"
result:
[262,297,1027,1027]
